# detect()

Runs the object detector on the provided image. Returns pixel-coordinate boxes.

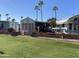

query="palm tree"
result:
[12,18,15,22]
[8,17,11,21]
[53,6,58,32]
[12,19,15,29]
[38,0,44,22]
[6,14,9,21]
[34,4,40,21]
[0,14,1,21]
[53,6,58,21]
[21,16,23,20]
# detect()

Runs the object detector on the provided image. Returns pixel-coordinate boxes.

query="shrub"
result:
[11,32,20,36]
[31,32,38,37]
[8,28,15,33]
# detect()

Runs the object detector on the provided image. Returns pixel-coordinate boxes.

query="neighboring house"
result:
[20,17,35,34]
[20,15,79,35]
[0,21,19,33]
[35,21,50,32]
[56,14,79,34]
[20,17,51,35]
[0,21,10,33]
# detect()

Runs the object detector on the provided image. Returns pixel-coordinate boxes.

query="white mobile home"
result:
[56,14,79,34]
[0,21,19,32]
[20,17,35,34]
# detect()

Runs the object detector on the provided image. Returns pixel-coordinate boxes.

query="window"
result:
[62,24,65,27]
[57,25,59,27]
[74,24,76,30]
[74,18,77,21]
[74,18,77,22]
[25,23,27,29]
[69,23,72,30]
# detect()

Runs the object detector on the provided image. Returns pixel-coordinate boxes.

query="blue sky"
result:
[0,0,79,22]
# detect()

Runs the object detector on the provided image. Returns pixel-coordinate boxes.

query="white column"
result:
[27,22,29,33]
[24,23,25,31]
[20,24,21,32]
[31,23,34,32]
[76,24,78,33]
[21,23,25,35]
[76,18,78,32]
[72,24,74,31]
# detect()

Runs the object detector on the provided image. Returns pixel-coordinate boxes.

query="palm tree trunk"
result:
[7,16,8,21]
[55,10,56,21]
[41,5,43,22]
[55,10,57,27]
[36,10,38,22]
[54,10,57,32]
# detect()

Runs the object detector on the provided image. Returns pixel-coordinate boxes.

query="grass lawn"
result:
[0,35,79,58]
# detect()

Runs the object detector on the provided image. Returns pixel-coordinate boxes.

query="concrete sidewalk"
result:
[37,37,79,43]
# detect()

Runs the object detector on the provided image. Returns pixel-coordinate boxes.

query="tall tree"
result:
[21,16,23,19]
[34,4,40,21]
[21,16,24,26]
[6,14,9,21]
[53,6,58,21]
[38,0,44,22]
[12,18,15,22]
[12,18,15,29]
[8,17,11,21]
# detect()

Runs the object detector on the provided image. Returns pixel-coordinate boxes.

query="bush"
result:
[11,32,19,36]
[8,28,20,36]
[31,32,38,37]
[8,28,15,33]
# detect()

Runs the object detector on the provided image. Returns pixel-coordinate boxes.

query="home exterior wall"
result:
[0,21,19,33]
[20,17,35,35]
[9,22,19,32]
[57,15,79,35]
[0,21,9,31]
